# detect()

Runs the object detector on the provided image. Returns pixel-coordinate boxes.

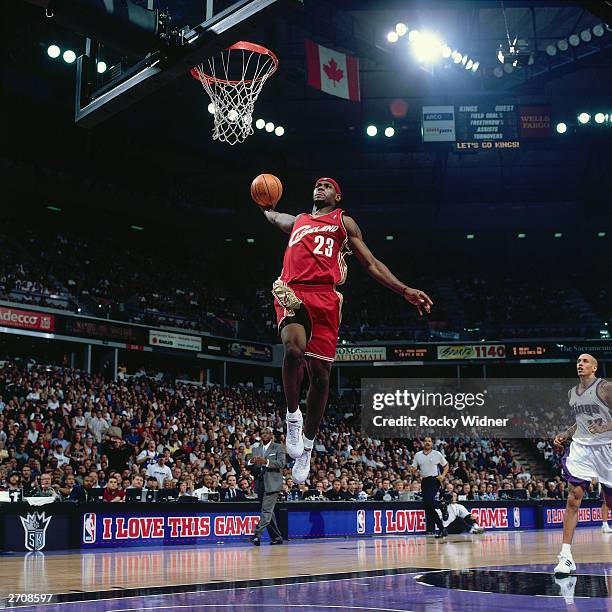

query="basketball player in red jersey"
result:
[262,178,433,483]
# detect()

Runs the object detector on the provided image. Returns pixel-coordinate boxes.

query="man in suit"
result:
[220,474,245,502]
[248,427,286,546]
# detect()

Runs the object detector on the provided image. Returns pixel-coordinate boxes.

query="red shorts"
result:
[273,283,342,362]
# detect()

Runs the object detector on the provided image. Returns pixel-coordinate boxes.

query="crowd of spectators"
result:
[0,221,606,342]
[0,357,593,505]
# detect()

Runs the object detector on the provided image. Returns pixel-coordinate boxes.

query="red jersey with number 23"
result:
[279,209,351,285]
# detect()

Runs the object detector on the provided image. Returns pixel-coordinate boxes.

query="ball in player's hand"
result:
[250,174,283,209]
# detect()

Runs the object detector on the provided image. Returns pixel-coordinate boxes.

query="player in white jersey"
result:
[553,354,612,576]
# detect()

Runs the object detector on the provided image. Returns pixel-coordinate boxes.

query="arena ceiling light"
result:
[517,233,526,239]
[577,112,590,124]
[546,44,557,56]
[387,31,399,43]
[441,45,452,59]
[594,113,606,124]
[580,29,592,43]
[556,122,567,133]
[274,126,284,136]
[554,232,562,238]
[63,49,76,63]
[366,125,378,137]
[597,231,606,237]
[471,61,480,72]
[97,61,107,74]
[411,32,444,62]
[557,39,569,51]
[255,118,265,129]
[593,24,605,37]
[395,23,408,37]
[569,34,580,47]
[47,44,60,58]
[265,121,275,132]
[384,126,395,137]
[208,103,215,115]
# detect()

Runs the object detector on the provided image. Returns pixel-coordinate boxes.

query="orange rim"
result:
[190,41,278,86]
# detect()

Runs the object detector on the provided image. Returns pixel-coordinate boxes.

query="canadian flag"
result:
[305,39,360,102]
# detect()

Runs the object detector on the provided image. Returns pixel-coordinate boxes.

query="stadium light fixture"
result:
[366,125,378,137]
[441,45,452,58]
[130,225,144,231]
[452,51,463,64]
[208,103,215,115]
[274,126,284,136]
[408,29,420,42]
[386,235,394,241]
[557,39,569,51]
[47,44,60,59]
[411,31,443,62]
[97,61,107,73]
[384,126,395,137]
[580,29,592,43]
[594,113,606,124]
[265,122,275,132]
[569,34,580,47]
[597,231,606,237]
[593,24,605,37]
[471,61,480,72]
[466,234,475,239]
[46,205,62,212]
[546,45,557,56]
[63,49,76,63]
[247,238,255,243]
[387,31,399,43]
[517,233,526,238]
[465,59,473,70]
[577,112,590,124]
[255,118,265,129]
[395,23,408,37]
[556,122,567,133]
[554,232,562,238]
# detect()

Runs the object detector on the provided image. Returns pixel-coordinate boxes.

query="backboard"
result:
[73,0,301,128]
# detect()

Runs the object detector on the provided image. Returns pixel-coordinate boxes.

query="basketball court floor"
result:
[1,528,610,610]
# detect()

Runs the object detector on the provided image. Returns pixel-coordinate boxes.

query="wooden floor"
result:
[1,528,610,596]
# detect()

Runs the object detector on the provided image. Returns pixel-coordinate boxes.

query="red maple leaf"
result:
[323,58,344,87]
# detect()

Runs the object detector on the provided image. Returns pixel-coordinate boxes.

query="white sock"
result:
[303,434,314,450]
[287,408,302,422]
[603,521,609,527]
[561,543,572,557]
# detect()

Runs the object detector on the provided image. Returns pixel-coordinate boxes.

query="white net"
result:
[192,43,278,146]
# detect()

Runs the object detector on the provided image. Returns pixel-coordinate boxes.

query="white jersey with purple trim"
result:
[569,378,612,446]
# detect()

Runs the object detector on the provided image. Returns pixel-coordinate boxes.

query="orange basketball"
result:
[250,174,283,208]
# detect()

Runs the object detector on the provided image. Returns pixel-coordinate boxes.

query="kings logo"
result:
[20,512,52,551]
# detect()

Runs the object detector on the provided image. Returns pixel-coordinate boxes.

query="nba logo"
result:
[513,507,521,528]
[356,509,366,534]
[83,513,97,544]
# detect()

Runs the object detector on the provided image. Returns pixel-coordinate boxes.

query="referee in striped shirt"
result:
[412,437,449,537]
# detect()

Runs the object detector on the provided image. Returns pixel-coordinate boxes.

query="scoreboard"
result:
[421,101,551,149]
[455,103,520,149]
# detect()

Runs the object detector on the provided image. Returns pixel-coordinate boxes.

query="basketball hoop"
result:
[191,41,278,145]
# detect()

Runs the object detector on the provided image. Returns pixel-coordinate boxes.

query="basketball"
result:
[250,174,283,208]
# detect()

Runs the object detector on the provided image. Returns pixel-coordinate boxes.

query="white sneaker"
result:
[291,446,312,484]
[554,576,577,604]
[554,554,576,575]
[602,523,612,533]
[286,412,304,459]
[470,526,485,534]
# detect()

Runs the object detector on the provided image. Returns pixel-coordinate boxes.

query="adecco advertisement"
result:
[81,510,265,547]
[0,306,54,332]
[288,503,536,538]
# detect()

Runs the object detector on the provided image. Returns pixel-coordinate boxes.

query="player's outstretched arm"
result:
[262,208,297,234]
[344,215,433,316]
[554,423,577,446]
